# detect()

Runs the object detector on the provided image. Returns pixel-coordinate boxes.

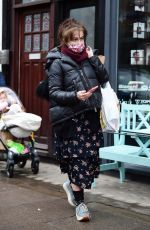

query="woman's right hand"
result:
[86,46,93,58]
[77,86,98,101]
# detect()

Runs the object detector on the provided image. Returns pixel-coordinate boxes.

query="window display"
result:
[133,22,145,38]
[130,49,144,64]
[134,0,145,11]
[118,0,150,103]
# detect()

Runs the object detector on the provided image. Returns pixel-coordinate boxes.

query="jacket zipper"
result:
[77,64,98,111]
[76,68,89,90]
[81,63,92,90]
[82,63,99,110]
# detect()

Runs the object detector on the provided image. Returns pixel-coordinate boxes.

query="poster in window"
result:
[130,50,144,65]
[134,0,145,11]
[146,45,150,65]
[133,22,145,38]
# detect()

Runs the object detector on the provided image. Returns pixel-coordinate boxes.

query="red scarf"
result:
[61,45,88,64]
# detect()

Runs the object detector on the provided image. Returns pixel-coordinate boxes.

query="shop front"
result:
[9,0,106,156]
[4,0,149,156]
[104,0,150,174]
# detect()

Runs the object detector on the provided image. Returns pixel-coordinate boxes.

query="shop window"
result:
[118,0,150,103]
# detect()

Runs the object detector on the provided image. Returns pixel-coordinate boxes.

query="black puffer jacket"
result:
[46,47,109,126]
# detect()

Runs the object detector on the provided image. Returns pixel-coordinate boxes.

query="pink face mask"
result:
[67,43,85,53]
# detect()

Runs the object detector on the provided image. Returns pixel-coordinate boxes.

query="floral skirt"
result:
[54,111,103,189]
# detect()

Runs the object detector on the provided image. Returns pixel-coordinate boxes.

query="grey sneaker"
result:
[63,180,76,207]
[76,203,91,222]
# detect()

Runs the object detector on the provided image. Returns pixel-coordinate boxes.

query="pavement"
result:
[0,159,150,229]
[3,158,150,216]
[37,160,150,215]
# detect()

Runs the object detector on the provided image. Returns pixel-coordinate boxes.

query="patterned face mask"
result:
[67,43,85,53]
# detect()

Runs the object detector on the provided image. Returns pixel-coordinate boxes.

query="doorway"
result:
[14,4,54,155]
[59,0,105,53]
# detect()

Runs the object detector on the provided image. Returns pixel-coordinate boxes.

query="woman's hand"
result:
[86,46,93,58]
[77,90,92,101]
[77,86,98,101]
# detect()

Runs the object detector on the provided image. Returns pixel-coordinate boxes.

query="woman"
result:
[47,18,109,222]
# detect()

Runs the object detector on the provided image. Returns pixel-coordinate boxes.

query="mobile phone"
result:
[87,85,98,93]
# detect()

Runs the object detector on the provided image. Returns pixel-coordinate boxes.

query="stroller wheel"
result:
[17,161,27,168]
[7,165,14,178]
[31,161,39,174]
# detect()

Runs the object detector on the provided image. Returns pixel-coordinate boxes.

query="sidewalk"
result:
[0,159,150,216]
[24,159,150,216]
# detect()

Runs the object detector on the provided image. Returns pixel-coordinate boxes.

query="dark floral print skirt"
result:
[54,110,103,189]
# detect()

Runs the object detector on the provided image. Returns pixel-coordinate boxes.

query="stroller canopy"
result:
[0,87,23,109]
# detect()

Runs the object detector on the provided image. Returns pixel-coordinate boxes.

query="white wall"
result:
[0,0,2,71]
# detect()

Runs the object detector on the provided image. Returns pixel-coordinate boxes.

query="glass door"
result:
[70,7,95,48]
[61,0,105,53]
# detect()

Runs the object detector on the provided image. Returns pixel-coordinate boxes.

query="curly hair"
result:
[57,18,87,46]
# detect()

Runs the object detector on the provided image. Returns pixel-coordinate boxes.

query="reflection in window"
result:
[42,13,49,31]
[33,14,41,32]
[33,34,40,51]
[70,6,95,48]
[24,35,31,52]
[24,15,32,33]
[42,33,49,51]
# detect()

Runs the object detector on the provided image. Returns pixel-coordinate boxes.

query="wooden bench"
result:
[99,102,150,182]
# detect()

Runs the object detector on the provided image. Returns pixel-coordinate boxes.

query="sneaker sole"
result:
[63,183,76,207]
[76,215,91,222]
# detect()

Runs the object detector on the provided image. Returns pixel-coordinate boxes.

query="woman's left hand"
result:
[86,46,93,58]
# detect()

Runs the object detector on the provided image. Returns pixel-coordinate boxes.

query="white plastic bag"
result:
[100,82,120,132]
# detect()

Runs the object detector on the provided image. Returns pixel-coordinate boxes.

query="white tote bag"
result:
[100,82,120,132]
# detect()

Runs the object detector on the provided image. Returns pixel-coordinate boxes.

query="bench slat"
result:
[100,145,150,167]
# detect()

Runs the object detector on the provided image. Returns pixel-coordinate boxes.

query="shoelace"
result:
[78,203,88,213]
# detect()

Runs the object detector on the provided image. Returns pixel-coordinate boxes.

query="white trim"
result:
[0,0,2,71]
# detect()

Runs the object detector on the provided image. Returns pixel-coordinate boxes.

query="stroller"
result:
[0,87,42,177]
